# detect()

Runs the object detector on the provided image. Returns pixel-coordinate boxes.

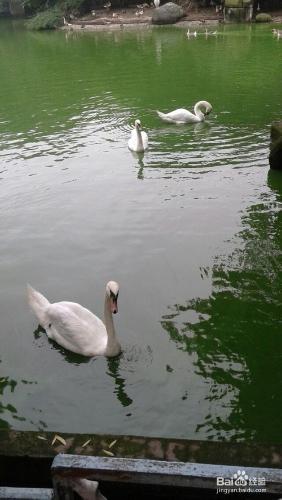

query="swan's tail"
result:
[156,110,174,123]
[27,284,50,327]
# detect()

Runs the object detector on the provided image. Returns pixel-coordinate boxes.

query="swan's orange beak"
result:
[110,297,118,314]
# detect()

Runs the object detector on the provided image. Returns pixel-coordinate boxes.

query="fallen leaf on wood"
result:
[82,439,91,448]
[102,449,114,457]
[108,439,117,449]
[52,434,67,446]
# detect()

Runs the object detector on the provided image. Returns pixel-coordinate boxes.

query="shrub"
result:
[255,12,272,22]
[26,6,63,29]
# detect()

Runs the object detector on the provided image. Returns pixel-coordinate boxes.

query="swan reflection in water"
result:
[33,325,153,410]
[129,150,145,179]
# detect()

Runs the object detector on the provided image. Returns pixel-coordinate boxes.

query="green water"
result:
[0,19,282,442]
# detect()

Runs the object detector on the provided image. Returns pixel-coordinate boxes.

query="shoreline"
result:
[61,16,222,32]
[61,13,282,32]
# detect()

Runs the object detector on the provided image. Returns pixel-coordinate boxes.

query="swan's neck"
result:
[135,125,144,150]
[104,294,120,357]
[194,103,205,121]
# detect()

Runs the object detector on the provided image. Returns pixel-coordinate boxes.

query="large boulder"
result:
[269,122,282,170]
[152,2,184,25]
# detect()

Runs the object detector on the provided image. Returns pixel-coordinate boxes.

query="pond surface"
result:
[0,19,282,441]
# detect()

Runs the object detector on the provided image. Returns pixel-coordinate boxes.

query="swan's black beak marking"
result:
[110,290,119,314]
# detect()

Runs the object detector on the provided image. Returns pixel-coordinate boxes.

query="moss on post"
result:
[269,122,282,170]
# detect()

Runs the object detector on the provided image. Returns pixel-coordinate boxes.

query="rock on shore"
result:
[152,2,184,25]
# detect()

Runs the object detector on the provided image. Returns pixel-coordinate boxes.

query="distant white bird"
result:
[91,9,96,15]
[63,16,72,26]
[187,28,197,38]
[272,28,282,38]
[70,479,107,500]
[104,1,111,8]
[128,119,148,152]
[205,28,218,36]
[154,0,160,6]
[157,100,212,124]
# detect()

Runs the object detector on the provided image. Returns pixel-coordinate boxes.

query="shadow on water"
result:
[129,151,145,180]
[33,325,91,365]
[0,358,46,430]
[161,170,282,441]
[0,369,16,430]
[107,344,153,408]
[107,356,133,408]
[34,326,135,408]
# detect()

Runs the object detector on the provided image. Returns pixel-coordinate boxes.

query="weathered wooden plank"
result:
[52,454,282,494]
[0,487,53,499]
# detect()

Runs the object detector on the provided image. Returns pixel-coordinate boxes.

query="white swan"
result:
[272,28,282,38]
[156,100,212,124]
[128,119,148,152]
[70,479,107,500]
[27,281,121,357]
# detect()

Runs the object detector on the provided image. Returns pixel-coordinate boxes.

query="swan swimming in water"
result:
[186,28,197,38]
[156,100,212,124]
[27,281,121,357]
[128,119,148,152]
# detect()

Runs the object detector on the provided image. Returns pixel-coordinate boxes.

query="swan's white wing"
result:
[46,302,107,356]
[157,108,198,123]
[141,131,148,149]
[128,129,137,150]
